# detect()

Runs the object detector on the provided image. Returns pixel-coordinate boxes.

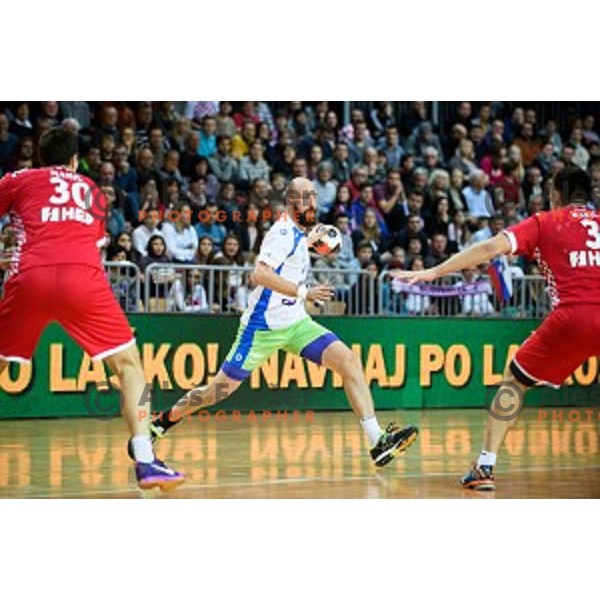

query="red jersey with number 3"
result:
[0,166,107,279]
[504,205,600,309]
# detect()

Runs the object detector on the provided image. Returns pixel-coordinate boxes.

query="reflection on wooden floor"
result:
[0,408,599,498]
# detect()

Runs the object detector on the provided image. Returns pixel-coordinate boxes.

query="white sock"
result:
[131,435,155,464]
[361,415,383,447]
[477,450,497,467]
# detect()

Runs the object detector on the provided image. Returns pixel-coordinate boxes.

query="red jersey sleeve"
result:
[0,172,15,217]
[504,214,540,259]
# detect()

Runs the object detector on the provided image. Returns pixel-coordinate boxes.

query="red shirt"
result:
[505,205,600,309]
[0,167,107,278]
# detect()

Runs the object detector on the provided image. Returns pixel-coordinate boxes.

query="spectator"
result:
[231,121,257,159]
[236,201,265,255]
[136,148,159,181]
[162,202,198,263]
[159,149,184,188]
[191,157,219,202]
[179,132,201,178]
[9,102,33,139]
[238,140,270,187]
[463,170,490,218]
[425,233,450,268]
[369,102,395,139]
[447,209,470,253]
[404,257,432,315]
[378,125,404,168]
[147,126,169,170]
[198,116,217,158]
[405,121,443,160]
[362,146,386,185]
[113,144,139,222]
[313,162,337,219]
[0,113,18,172]
[105,245,138,312]
[534,140,556,177]
[427,196,451,237]
[137,235,177,310]
[186,174,209,210]
[513,122,541,167]
[168,117,191,152]
[307,144,324,179]
[387,213,428,254]
[582,115,598,145]
[134,102,154,148]
[133,208,163,258]
[539,117,562,156]
[333,213,359,269]
[506,144,526,182]
[468,213,505,246]
[350,260,380,315]
[213,233,247,312]
[101,184,126,238]
[348,120,373,164]
[374,167,406,232]
[195,204,227,250]
[186,101,219,126]
[568,127,590,169]
[233,101,261,130]
[352,207,385,256]
[215,101,236,138]
[447,138,478,177]
[331,141,353,184]
[327,183,353,223]
[209,136,238,183]
[400,101,428,137]
[458,267,495,316]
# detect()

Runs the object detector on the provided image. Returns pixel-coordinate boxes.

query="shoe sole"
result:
[138,476,186,492]
[461,480,496,491]
[375,429,419,468]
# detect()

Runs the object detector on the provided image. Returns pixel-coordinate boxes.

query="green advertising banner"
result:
[1,315,598,419]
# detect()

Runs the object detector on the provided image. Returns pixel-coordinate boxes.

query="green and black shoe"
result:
[370,423,419,467]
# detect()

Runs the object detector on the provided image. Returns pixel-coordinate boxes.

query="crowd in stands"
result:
[2,101,599,316]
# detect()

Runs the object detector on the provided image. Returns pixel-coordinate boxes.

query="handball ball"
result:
[314,225,342,256]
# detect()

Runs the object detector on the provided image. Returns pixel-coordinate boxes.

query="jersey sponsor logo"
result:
[280,228,288,235]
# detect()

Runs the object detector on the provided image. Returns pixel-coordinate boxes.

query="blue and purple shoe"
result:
[135,458,186,491]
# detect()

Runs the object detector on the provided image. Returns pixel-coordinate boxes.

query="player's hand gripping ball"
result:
[312,224,342,256]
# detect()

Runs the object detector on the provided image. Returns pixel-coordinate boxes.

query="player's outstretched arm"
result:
[391,233,512,284]
[253,261,333,302]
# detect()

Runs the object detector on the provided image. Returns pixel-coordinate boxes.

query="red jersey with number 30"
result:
[504,205,600,309]
[0,166,107,279]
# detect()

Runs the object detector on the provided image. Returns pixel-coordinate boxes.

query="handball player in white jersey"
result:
[148,178,418,467]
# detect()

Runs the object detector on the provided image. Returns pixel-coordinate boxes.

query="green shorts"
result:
[221,317,340,381]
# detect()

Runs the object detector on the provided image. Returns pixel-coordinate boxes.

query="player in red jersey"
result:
[393,166,600,490]
[0,127,184,491]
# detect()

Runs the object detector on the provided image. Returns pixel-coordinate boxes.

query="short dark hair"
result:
[554,166,592,205]
[38,127,78,167]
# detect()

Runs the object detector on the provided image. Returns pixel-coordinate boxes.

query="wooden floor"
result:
[0,408,598,498]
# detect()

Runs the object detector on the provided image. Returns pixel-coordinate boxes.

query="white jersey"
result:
[241,216,309,330]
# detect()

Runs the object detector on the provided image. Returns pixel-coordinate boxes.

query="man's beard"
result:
[297,208,316,227]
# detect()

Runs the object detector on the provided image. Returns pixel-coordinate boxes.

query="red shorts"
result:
[0,264,135,363]
[512,305,600,388]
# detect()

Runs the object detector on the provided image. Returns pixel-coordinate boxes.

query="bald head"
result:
[287,177,313,197]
